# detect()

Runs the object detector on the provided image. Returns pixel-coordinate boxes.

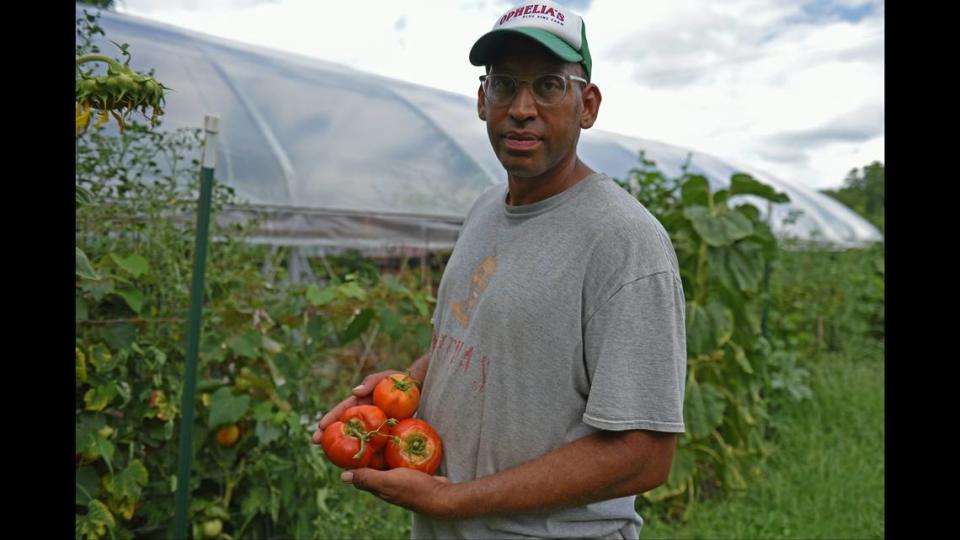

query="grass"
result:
[640,349,884,539]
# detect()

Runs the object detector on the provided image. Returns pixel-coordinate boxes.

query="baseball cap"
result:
[469,0,592,81]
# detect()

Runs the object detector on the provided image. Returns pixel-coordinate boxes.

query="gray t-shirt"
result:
[413,172,687,539]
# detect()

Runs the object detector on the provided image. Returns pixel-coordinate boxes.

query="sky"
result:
[112,0,884,191]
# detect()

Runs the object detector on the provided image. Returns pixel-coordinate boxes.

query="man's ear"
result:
[477,84,487,121]
[580,83,601,129]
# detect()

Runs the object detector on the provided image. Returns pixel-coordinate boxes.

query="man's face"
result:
[478,38,588,179]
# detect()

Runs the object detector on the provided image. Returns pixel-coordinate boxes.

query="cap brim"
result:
[469,27,582,67]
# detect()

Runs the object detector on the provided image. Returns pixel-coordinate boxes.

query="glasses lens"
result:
[486,75,516,104]
[533,75,566,105]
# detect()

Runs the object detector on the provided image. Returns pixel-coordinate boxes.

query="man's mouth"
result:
[504,131,541,151]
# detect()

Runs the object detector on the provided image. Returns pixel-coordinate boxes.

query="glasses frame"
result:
[479,72,589,107]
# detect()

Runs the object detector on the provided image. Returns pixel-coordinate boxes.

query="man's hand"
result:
[311,370,402,445]
[341,467,452,518]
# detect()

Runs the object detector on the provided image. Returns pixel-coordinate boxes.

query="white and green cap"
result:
[469,1,593,81]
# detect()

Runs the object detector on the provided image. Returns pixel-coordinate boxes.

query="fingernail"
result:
[353,385,364,392]
[341,471,354,483]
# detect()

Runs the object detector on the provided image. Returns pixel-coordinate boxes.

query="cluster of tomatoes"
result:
[321,373,443,475]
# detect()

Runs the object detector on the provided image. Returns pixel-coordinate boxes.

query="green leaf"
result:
[415,323,433,351]
[262,354,287,387]
[99,322,136,352]
[713,189,730,207]
[383,275,410,294]
[685,379,727,438]
[76,467,101,505]
[255,421,283,445]
[76,348,89,383]
[684,206,754,247]
[339,308,373,345]
[116,288,145,314]
[686,301,734,356]
[76,500,116,539]
[338,281,367,301]
[307,315,327,342]
[227,331,261,359]
[110,253,149,278]
[681,176,711,207]
[76,184,94,206]
[81,278,114,302]
[94,436,116,471]
[734,204,762,223]
[76,247,100,280]
[242,485,270,519]
[722,461,748,490]
[76,415,106,453]
[708,301,735,349]
[686,303,709,356]
[76,296,89,321]
[88,344,114,372]
[208,387,251,428]
[708,242,765,293]
[410,293,429,317]
[728,342,753,374]
[378,307,403,340]
[261,334,284,355]
[729,173,790,203]
[103,460,148,502]
[84,383,118,411]
[252,401,276,422]
[306,284,335,306]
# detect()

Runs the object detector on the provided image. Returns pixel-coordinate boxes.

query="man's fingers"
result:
[318,396,359,429]
[355,370,399,397]
[341,468,384,491]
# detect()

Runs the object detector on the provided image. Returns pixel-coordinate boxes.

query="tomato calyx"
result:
[392,375,416,392]
[390,432,429,457]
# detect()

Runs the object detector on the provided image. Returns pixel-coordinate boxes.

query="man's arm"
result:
[343,428,677,519]
[406,352,430,386]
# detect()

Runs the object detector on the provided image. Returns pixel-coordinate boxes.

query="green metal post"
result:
[174,115,220,540]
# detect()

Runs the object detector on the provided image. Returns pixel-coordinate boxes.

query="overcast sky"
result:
[113,0,884,191]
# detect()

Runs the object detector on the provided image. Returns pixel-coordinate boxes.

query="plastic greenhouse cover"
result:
[79,6,882,253]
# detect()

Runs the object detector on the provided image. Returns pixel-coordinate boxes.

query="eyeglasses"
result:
[479,73,588,107]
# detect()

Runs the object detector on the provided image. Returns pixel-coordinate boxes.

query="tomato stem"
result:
[367,418,397,443]
[352,437,368,461]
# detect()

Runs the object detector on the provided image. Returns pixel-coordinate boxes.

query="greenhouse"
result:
[81,6,882,255]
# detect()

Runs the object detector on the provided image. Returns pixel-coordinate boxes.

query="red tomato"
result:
[385,418,443,475]
[369,449,388,471]
[373,374,421,420]
[216,424,241,447]
[339,405,392,449]
[321,420,373,469]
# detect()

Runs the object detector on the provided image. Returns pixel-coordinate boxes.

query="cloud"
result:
[593,0,881,90]
[767,102,884,148]
[560,0,594,11]
[111,0,884,193]
[788,0,882,24]
[119,0,278,11]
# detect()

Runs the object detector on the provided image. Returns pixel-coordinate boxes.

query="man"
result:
[312,2,687,538]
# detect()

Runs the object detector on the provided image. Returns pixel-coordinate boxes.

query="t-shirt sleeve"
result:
[582,270,687,433]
